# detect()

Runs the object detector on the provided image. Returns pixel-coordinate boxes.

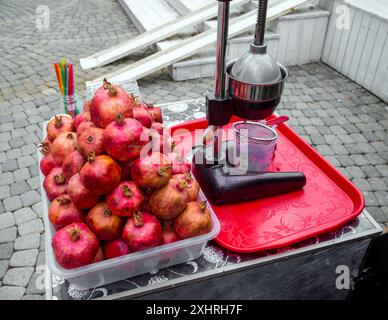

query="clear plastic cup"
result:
[232,121,277,172]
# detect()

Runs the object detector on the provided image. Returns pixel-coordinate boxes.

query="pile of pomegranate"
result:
[40,79,212,270]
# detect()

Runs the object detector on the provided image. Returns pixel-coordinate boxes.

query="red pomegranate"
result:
[107,181,144,218]
[145,104,163,123]
[149,178,189,220]
[43,167,68,201]
[86,202,123,240]
[67,174,100,209]
[74,111,91,130]
[149,130,171,155]
[46,115,75,143]
[61,151,85,179]
[119,161,133,180]
[173,201,212,239]
[80,152,122,195]
[51,132,77,166]
[76,121,94,137]
[173,173,199,201]
[52,222,99,269]
[133,108,152,128]
[151,122,163,135]
[169,152,191,175]
[89,78,134,128]
[77,127,105,158]
[102,113,146,161]
[40,154,57,176]
[161,221,180,245]
[103,239,130,259]
[122,212,162,252]
[130,152,172,189]
[49,195,84,230]
[83,100,91,112]
[92,246,104,263]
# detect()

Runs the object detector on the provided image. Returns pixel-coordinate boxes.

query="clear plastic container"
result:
[38,151,220,290]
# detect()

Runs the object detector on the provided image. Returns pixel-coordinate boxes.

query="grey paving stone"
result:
[375,192,388,206]
[0,286,26,300]
[0,226,17,243]
[14,233,41,251]
[18,219,44,236]
[0,186,10,200]
[0,172,14,186]
[31,201,43,218]
[0,243,13,259]
[367,207,388,224]
[39,233,45,252]
[376,165,388,177]
[10,181,30,195]
[352,178,372,192]
[3,195,22,212]
[350,155,369,166]
[10,249,39,267]
[0,260,9,279]
[2,159,18,172]
[13,168,30,182]
[2,267,34,287]
[0,212,15,230]
[35,251,45,269]
[17,156,36,169]
[362,166,382,178]
[368,178,388,191]
[21,190,41,206]
[316,145,335,156]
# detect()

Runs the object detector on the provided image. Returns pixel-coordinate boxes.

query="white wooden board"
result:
[86,0,311,86]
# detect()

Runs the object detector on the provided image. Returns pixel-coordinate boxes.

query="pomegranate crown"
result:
[158,165,171,177]
[69,227,81,242]
[87,151,96,163]
[57,196,71,205]
[134,211,144,227]
[38,141,50,156]
[200,201,207,211]
[177,180,187,191]
[66,132,74,140]
[103,78,118,97]
[54,115,63,129]
[115,113,125,125]
[103,208,112,217]
[121,184,132,197]
[54,173,66,185]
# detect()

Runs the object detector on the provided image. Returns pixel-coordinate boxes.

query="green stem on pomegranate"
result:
[87,151,96,163]
[69,228,81,242]
[184,173,192,181]
[170,141,176,152]
[115,113,125,125]
[57,197,71,205]
[54,115,63,129]
[38,141,50,156]
[103,78,118,97]
[177,180,187,191]
[54,174,66,185]
[134,211,144,227]
[158,166,171,177]
[121,185,132,197]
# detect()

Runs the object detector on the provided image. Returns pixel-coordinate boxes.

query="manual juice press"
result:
[192,0,306,205]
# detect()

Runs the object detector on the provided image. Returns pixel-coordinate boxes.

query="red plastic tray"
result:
[170,116,365,253]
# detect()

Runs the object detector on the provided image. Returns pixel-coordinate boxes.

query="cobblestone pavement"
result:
[0,0,387,300]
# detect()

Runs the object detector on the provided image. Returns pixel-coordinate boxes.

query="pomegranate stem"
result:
[134,211,144,227]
